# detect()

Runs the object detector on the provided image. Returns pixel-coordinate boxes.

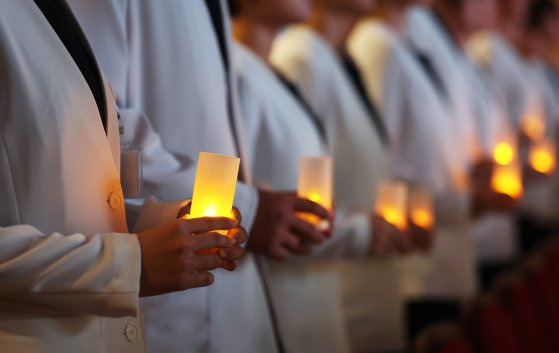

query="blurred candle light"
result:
[493,141,515,166]
[189,152,240,234]
[375,181,408,231]
[409,186,434,230]
[297,156,333,228]
[521,113,546,142]
[491,161,523,199]
[529,139,556,175]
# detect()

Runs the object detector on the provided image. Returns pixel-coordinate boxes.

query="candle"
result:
[491,161,523,199]
[529,139,556,175]
[521,113,546,142]
[375,181,408,231]
[189,152,240,231]
[409,186,435,230]
[493,140,516,166]
[297,156,333,227]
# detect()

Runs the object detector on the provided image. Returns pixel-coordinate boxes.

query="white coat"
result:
[469,33,559,221]
[67,1,277,352]
[234,42,351,353]
[0,0,145,352]
[354,12,476,296]
[270,25,405,352]
[407,7,520,275]
[345,19,480,350]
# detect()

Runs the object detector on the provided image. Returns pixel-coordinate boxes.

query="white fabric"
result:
[345,19,477,350]
[0,1,144,352]
[234,42,350,353]
[358,13,477,296]
[68,1,276,353]
[271,25,405,352]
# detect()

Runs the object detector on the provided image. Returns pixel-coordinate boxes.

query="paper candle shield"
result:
[297,156,333,227]
[375,181,408,231]
[529,139,556,175]
[409,186,435,230]
[491,161,523,199]
[189,152,240,221]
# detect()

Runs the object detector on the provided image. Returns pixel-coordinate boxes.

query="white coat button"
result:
[108,192,123,210]
[124,323,139,342]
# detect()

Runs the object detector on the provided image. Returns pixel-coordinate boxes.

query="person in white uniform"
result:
[405,0,521,298]
[269,0,436,351]
[0,0,248,352]
[232,0,414,352]
[67,1,330,352]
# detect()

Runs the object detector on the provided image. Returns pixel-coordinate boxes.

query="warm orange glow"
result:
[189,152,240,234]
[382,207,407,231]
[493,142,515,166]
[521,113,546,142]
[412,210,434,230]
[375,181,408,231]
[491,162,523,199]
[529,140,556,175]
[297,157,333,228]
[409,186,435,230]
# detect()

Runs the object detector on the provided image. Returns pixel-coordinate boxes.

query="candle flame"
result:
[529,140,556,175]
[491,165,523,199]
[382,208,407,231]
[412,209,434,230]
[493,142,515,166]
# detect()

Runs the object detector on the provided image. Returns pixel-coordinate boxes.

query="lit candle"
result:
[409,186,435,230]
[297,156,333,227]
[491,161,523,199]
[529,139,556,175]
[493,135,517,166]
[189,152,240,232]
[521,113,546,142]
[375,181,408,231]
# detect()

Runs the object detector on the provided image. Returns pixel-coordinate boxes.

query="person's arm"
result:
[0,225,141,317]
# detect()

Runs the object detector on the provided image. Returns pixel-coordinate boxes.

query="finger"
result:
[220,260,238,271]
[290,218,326,244]
[294,198,330,219]
[284,243,312,256]
[218,246,245,261]
[179,272,214,290]
[232,207,243,224]
[178,217,238,235]
[187,232,235,251]
[228,226,249,245]
[183,254,222,271]
[269,243,290,260]
[177,202,192,219]
[289,217,325,244]
[280,232,302,250]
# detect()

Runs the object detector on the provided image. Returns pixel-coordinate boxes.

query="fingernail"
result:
[218,250,227,258]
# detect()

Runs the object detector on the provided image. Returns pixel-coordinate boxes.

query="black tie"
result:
[204,0,245,182]
[33,0,107,133]
[342,54,391,147]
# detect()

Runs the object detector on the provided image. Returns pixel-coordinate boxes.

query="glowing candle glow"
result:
[375,181,408,231]
[529,139,556,174]
[297,156,333,226]
[521,113,546,142]
[409,186,435,230]
[491,161,523,199]
[493,142,515,166]
[189,152,240,230]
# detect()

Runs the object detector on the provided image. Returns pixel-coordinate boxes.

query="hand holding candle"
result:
[408,185,435,251]
[491,160,523,200]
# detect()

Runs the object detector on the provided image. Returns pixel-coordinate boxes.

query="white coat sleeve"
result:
[0,225,141,317]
